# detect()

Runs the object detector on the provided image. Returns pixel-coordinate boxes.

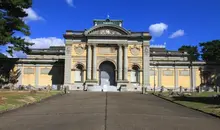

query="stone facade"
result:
[9,18,215,92]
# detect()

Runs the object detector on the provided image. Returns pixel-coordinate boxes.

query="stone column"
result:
[64,45,72,85]
[92,44,97,80]
[190,66,196,92]
[123,45,128,80]
[118,45,123,80]
[157,67,161,88]
[87,45,92,80]
[35,65,40,88]
[174,66,178,91]
[142,41,150,92]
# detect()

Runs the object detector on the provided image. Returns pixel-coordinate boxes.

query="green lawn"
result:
[154,92,220,117]
[0,91,62,112]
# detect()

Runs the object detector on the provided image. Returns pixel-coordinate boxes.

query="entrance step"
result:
[87,85,118,92]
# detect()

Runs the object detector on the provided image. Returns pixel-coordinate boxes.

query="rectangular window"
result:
[41,68,50,74]
[24,68,34,74]
[163,70,173,76]
[179,70,190,76]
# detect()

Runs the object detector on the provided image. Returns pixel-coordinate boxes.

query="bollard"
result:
[160,86,164,93]
[180,86,182,93]
[217,86,220,93]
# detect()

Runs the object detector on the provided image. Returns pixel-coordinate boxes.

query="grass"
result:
[154,91,220,117]
[0,91,62,112]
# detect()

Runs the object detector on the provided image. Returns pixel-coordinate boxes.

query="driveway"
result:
[0,92,219,130]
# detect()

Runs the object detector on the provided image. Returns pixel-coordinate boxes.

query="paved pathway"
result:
[0,92,220,130]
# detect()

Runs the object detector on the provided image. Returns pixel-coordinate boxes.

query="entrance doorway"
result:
[99,61,116,86]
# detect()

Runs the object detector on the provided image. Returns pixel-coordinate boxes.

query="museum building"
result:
[14,19,205,92]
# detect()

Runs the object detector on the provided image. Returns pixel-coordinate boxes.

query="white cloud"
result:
[24,37,65,49]
[66,0,75,7]
[1,37,64,58]
[169,29,185,39]
[23,8,44,22]
[149,23,168,37]
[3,52,17,58]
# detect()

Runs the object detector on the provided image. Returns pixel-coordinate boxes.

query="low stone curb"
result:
[0,92,65,116]
[152,93,220,119]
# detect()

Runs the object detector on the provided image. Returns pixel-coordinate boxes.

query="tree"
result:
[8,69,20,90]
[178,45,200,61]
[0,0,33,56]
[0,53,7,58]
[200,40,220,62]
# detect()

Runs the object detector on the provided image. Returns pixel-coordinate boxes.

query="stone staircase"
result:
[87,85,118,92]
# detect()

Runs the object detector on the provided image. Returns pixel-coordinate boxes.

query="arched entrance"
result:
[99,61,116,86]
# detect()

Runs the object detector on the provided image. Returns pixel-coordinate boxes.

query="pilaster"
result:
[157,67,161,88]
[142,41,150,92]
[64,45,72,85]
[35,65,40,88]
[87,45,92,80]
[174,66,179,90]
[190,66,196,92]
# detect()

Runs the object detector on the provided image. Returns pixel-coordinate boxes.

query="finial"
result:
[107,14,110,19]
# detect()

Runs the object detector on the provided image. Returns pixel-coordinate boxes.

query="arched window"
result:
[130,65,140,83]
[75,64,84,82]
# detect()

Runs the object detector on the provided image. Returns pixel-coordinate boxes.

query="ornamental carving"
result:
[66,46,71,55]
[130,45,141,56]
[74,44,85,55]
[90,29,122,35]
[144,46,149,56]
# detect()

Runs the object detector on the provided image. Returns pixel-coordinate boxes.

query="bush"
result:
[30,90,37,94]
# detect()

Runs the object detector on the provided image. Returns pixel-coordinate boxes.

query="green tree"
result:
[178,45,200,61]
[0,53,7,58]
[200,40,220,62]
[0,0,33,56]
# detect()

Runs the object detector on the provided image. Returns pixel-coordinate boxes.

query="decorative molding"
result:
[90,28,122,35]
[144,46,149,56]
[66,46,71,55]
[130,45,140,56]
[74,44,85,55]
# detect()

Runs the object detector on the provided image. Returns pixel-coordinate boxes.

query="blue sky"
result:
[1,0,220,57]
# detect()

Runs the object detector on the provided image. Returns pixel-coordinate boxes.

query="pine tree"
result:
[0,0,33,56]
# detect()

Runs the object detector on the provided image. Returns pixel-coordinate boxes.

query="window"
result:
[74,64,84,82]
[41,68,50,74]
[130,65,140,83]
[179,70,190,76]
[24,68,34,74]
[163,70,173,76]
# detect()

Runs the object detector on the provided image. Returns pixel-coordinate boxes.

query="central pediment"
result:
[85,24,130,36]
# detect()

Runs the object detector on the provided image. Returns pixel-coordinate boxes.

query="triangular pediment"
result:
[85,25,130,36]
[89,28,123,35]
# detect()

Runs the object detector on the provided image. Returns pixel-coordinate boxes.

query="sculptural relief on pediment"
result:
[90,29,122,35]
